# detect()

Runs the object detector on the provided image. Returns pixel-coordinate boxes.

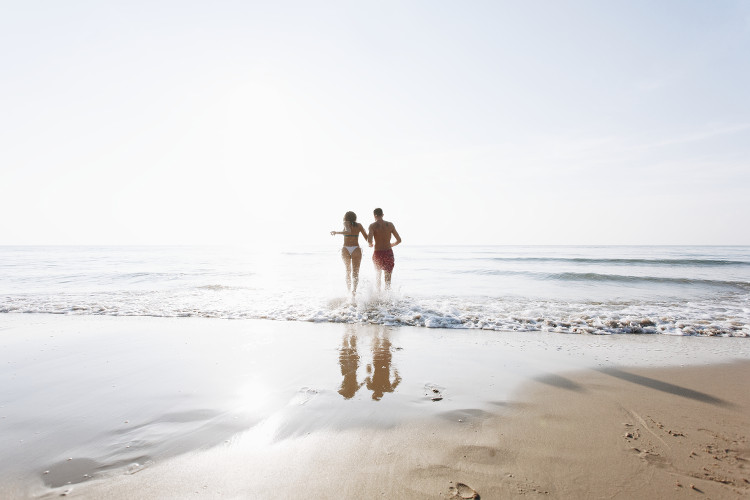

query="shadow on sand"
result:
[597,367,734,408]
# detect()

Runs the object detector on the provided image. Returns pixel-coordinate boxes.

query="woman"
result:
[330,211,368,296]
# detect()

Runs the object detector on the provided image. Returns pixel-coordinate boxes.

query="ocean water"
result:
[1,245,748,337]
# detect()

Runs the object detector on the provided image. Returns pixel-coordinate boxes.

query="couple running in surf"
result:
[330,208,402,296]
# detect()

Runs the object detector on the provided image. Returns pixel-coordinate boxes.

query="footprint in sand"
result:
[425,383,444,402]
[292,387,319,405]
[449,482,479,499]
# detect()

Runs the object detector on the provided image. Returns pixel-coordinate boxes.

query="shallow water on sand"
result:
[2,314,750,497]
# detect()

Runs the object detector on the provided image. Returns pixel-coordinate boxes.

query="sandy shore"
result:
[1,314,748,499]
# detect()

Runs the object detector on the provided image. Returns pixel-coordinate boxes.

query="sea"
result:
[1,245,748,337]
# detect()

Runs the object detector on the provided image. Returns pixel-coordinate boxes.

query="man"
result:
[367,208,402,291]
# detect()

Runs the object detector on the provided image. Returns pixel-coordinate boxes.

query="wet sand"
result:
[1,314,749,499]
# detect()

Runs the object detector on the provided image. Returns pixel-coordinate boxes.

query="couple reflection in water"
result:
[338,325,401,401]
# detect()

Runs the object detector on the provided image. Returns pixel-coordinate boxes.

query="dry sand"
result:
[1,314,748,499]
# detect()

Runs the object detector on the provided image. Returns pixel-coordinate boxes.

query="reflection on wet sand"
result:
[338,326,400,401]
[366,331,401,400]
[338,326,363,399]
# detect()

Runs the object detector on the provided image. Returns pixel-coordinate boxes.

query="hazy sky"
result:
[2,1,749,245]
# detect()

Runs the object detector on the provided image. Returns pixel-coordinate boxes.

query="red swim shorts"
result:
[372,249,395,273]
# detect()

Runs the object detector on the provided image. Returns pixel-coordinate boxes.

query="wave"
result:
[2,294,748,337]
[451,269,750,289]
[548,272,750,289]
[195,284,251,291]
[119,272,187,281]
[481,257,750,267]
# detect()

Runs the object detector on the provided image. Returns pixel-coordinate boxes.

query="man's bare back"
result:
[368,219,400,250]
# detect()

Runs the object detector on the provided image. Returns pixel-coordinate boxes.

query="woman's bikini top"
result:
[343,223,359,237]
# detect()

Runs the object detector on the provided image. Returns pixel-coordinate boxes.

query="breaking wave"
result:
[1,292,748,337]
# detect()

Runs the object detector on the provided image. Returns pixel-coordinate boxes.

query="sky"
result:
[2,0,749,246]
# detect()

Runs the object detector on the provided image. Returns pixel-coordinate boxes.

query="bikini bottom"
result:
[343,246,359,255]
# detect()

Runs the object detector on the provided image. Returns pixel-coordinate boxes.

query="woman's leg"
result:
[341,248,352,291]
[351,248,362,294]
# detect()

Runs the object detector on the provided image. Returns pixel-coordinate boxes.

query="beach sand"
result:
[1,314,748,499]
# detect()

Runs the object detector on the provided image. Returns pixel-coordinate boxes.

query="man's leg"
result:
[384,271,392,290]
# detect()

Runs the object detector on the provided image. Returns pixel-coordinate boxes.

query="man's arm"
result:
[390,224,401,248]
[367,224,374,247]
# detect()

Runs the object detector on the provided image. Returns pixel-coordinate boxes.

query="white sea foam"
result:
[1,291,747,337]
